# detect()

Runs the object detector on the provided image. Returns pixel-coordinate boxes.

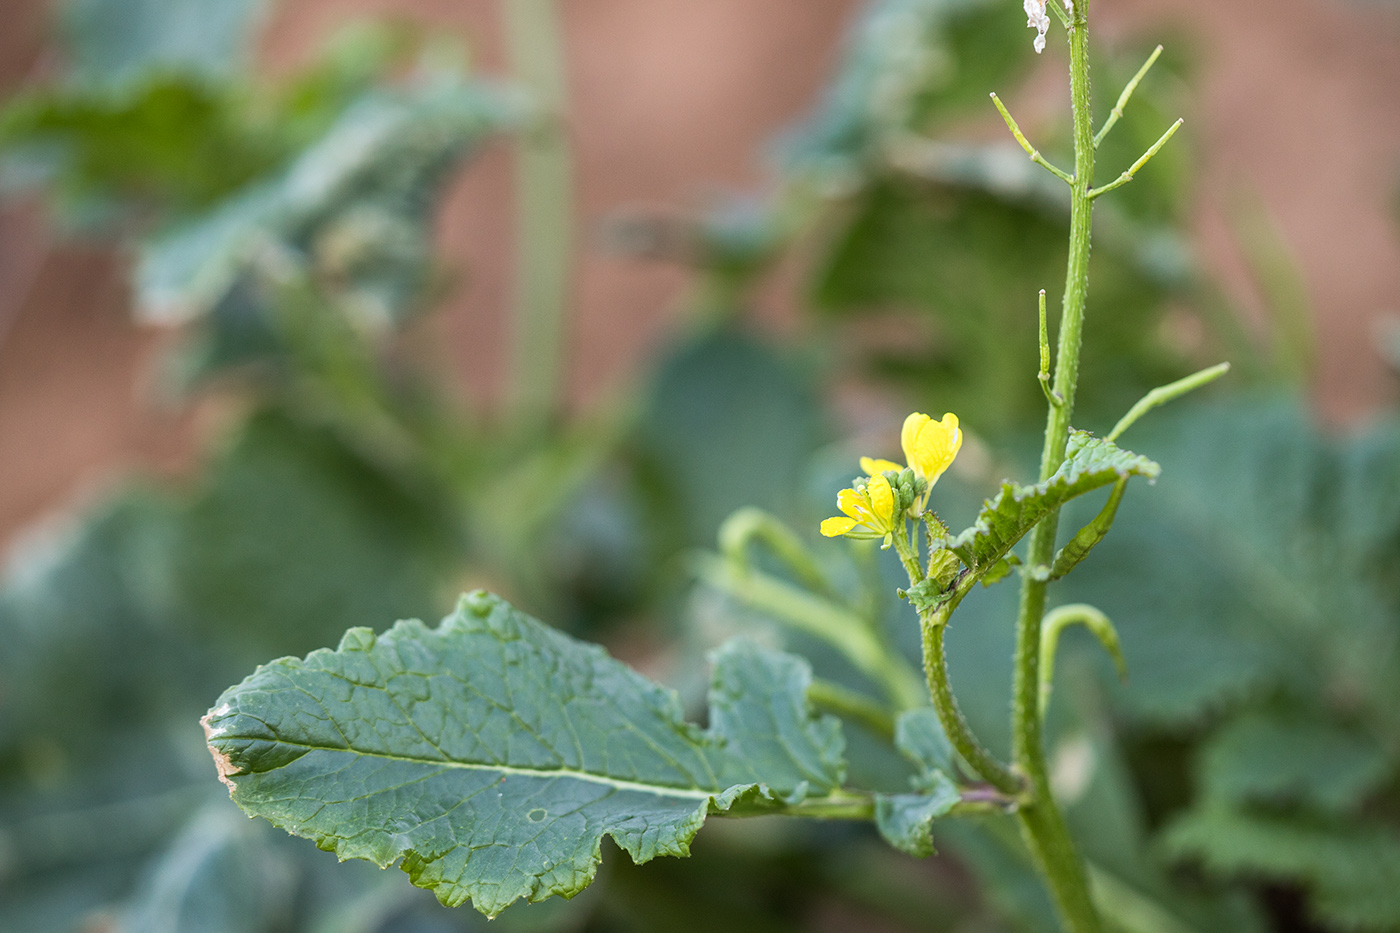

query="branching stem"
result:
[1088,118,1183,199]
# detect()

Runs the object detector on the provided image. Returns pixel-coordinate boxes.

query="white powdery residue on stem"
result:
[1024,0,1049,54]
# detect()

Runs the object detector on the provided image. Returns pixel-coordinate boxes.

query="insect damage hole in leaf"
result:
[202,590,851,917]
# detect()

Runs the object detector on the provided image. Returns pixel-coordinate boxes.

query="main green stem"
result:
[1009,3,1103,930]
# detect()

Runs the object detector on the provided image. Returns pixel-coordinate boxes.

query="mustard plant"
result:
[200,3,1227,929]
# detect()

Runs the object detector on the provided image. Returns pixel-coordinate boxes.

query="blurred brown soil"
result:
[0,0,1398,551]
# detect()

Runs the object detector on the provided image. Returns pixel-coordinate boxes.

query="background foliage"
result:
[1,0,1397,930]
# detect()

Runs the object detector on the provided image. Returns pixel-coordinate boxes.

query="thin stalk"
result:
[1009,1,1104,929]
[807,679,896,740]
[1087,118,1182,199]
[990,93,1075,185]
[922,607,1023,796]
[1093,44,1162,149]
[719,787,1020,822]
[1106,362,1230,442]
[693,554,928,711]
[504,0,573,433]
[890,525,925,586]
[892,530,1021,795]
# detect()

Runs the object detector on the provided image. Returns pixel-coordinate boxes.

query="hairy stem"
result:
[1009,2,1104,929]
[922,609,1023,796]
[892,529,1021,794]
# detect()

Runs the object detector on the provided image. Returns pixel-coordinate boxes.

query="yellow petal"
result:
[836,488,870,523]
[821,516,859,537]
[860,457,904,475]
[908,411,962,485]
[942,412,963,462]
[866,474,896,531]
[901,412,931,468]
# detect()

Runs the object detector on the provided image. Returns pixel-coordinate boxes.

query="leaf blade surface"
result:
[203,592,845,916]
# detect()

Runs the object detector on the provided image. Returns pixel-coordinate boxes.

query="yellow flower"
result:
[821,473,898,539]
[859,456,903,476]
[900,411,961,487]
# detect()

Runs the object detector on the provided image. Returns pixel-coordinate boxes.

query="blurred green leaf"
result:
[1197,710,1390,813]
[809,179,1187,429]
[1163,806,1400,931]
[780,0,1026,176]
[0,493,190,773]
[0,77,283,218]
[1059,400,1400,731]
[117,804,294,933]
[59,0,267,91]
[894,708,957,784]
[163,408,457,663]
[137,77,512,327]
[636,330,826,547]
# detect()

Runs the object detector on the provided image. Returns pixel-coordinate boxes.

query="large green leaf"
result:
[203,593,849,916]
[946,431,1160,577]
[1059,400,1400,727]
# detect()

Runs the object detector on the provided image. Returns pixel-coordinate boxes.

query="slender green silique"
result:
[1009,2,1105,929]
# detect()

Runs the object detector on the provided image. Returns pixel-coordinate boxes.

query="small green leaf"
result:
[904,577,955,615]
[948,432,1159,577]
[895,708,957,785]
[1049,478,1126,580]
[876,709,962,857]
[203,593,848,917]
[980,554,1021,587]
[875,776,961,858]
